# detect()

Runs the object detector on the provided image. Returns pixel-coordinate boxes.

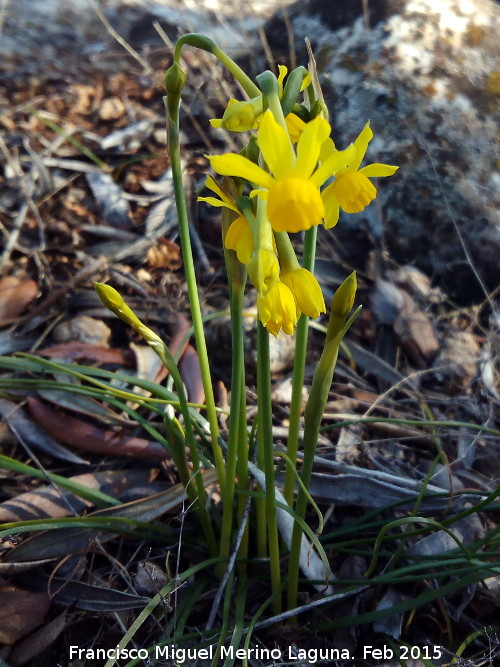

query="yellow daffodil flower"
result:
[210,97,263,132]
[321,122,398,229]
[198,176,254,264]
[209,110,355,233]
[257,279,297,336]
[280,267,326,319]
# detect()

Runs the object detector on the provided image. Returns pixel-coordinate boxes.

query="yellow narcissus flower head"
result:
[257,280,297,336]
[210,97,264,133]
[280,267,326,320]
[210,66,310,135]
[322,122,398,229]
[209,110,355,234]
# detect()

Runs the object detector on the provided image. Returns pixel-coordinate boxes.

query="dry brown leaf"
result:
[433,330,480,393]
[37,388,139,426]
[0,584,50,645]
[147,237,183,270]
[371,279,440,368]
[394,290,440,367]
[2,469,217,565]
[8,610,67,666]
[39,342,134,365]
[27,398,168,460]
[135,560,169,596]
[179,344,204,404]
[0,276,38,326]
[0,559,57,576]
[0,469,159,522]
[0,398,88,464]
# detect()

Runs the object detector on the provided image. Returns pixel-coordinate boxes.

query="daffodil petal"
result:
[311,144,356,187]
[257,281,297,336]
[293,116,331,179]
[209,154,273,189]
[198,195,239,212]
[285,113,306,143]
[249,189,269,201]
[203,175,236,207]
[225,216,253,264]
[257,110,295,179]
[267,177,324,232]
[300,71,312,91]
[322,182,340,229]
[281,267,325,319]
[349,121,373,172]
[278,64,288,97]
[360,164,399,178]
[319,136,336,162]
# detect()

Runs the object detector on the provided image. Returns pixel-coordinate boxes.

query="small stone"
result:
[52,315,111,346]
[99,96,125,121]
[433,330,480,393]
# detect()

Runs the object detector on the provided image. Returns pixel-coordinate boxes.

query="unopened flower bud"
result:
[164,62,186,97]
[94,282,143,331]
[331,272,357,318]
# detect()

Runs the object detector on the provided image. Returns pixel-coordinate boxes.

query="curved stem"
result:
[174,34,260,98]
[164,95,225,491]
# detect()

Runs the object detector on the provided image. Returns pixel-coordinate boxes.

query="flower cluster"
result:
[199,68,398,336]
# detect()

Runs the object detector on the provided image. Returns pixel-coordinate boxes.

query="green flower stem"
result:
[255,360,268,559]
[164,84,225,492]
[217,187,249,569]
[255,410,268,558]
[273,231,301,273]
[93,283,217,556]
[236,361,250,562]
[284,226,317,506]
[173,34,260,99]
[287,274,359,610]
[219,271,246,569]
[257,321,282,615]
